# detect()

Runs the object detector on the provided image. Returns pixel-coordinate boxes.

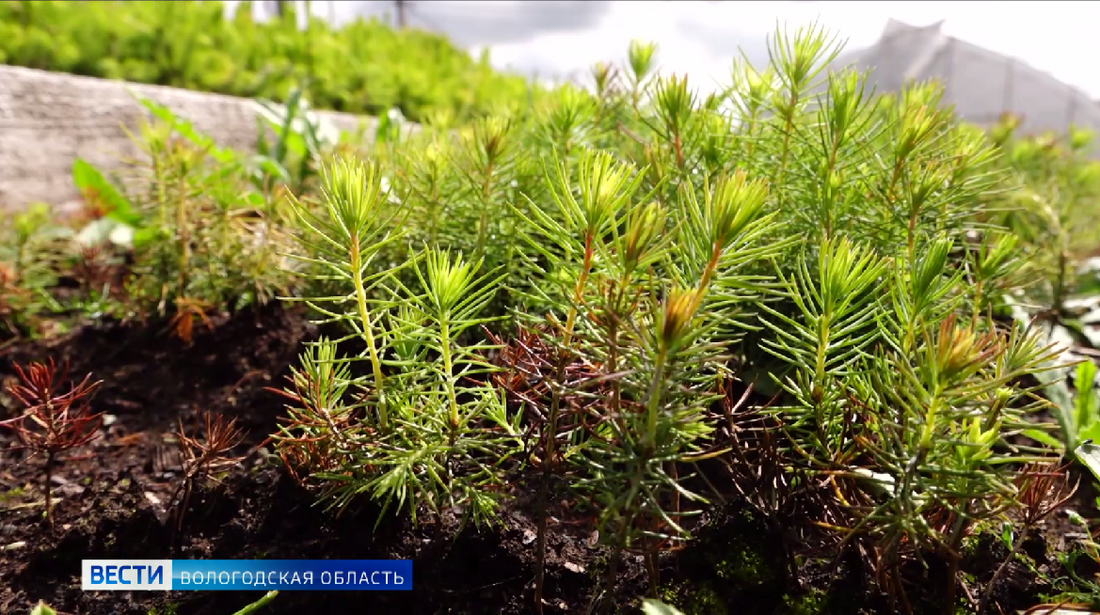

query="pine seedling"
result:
[285,250,519,528]
[761,228,1065,611]
[853,315,1063,611]
[507,148,652,609]
[507,139,786,602]
[760,236,889,446]
[400,135,461,249]
[395,110,546,316]
[649,73,697,171]
[538,84,597,160]
[0,203,66,338]
[114,108,295,335]
[571,278,727,599]
[671,169,781,293]
[278,157,520,527]
[351,248,520,527]
[171,411,246,536]
[626,40,659,104]
[582,167,785,593]
[726,58,776,147]
[977,462,1077,614]
[763,21,845,191]
[284,155,409,429]
[0,359,103,529]
[268,338,360,484]
[271,155,411,508]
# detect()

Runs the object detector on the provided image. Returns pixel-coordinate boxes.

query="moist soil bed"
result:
[0,304,1088,615]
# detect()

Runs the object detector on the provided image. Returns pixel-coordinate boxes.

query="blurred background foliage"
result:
[0,0,542,122]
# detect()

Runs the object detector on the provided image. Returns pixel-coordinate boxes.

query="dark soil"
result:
[0,304,1093,615]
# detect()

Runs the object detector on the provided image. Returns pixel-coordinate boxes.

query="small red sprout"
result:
[170,411,246,535]
[0,359,103,529]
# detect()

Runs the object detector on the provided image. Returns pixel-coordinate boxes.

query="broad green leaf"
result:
[1036,361,1078,450]
[1078,423,1100,445]
[71,159,141,226]
[1074,441,1100,484]
[1074,360,1099,433]
[248,155,293,185]
[133,92,236,164]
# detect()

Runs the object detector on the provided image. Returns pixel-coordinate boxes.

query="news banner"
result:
[81,559,412,591]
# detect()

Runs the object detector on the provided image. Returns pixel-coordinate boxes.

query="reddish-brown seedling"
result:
[978,462,1078,615]
[265,370,361,484]
[166,296,215,346]
[0,359,103,529]
[484,324,620,614]
[170,411,247,536]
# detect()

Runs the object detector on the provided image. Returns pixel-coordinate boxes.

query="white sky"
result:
[229,1,1100,100]
[478,1,1100,99]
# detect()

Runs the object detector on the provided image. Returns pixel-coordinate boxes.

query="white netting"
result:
[829,20,1100,153]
